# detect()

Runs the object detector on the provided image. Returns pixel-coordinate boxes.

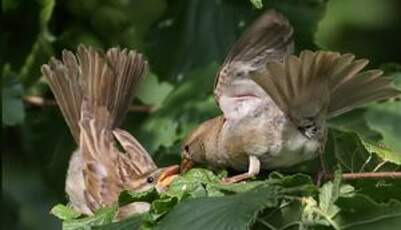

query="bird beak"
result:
[157,165,180,189]
[180,156,194,173]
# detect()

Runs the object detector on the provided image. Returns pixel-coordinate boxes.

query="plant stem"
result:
[23,96,153,112]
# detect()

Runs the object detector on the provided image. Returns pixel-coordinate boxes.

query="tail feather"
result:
[251,50,401,125]
[77,45,148,130]
[41,45,148,143]
[41,53,83,143]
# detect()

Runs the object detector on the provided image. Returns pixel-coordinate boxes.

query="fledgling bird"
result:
[180,10,401,183]
[41,45,178,218]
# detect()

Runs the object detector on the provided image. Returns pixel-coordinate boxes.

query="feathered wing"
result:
[214,9,294,120]
[78,108,120,210]
[251,50,401,129]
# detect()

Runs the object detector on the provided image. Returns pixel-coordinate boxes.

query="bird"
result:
[41,45,179,219]
[180,10,401,184]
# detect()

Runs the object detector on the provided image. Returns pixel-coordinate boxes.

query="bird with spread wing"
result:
[180,10,400,183]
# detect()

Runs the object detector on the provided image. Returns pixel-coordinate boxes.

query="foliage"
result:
[2,0,401,230]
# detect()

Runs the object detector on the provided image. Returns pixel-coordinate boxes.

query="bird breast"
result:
[217,106,321,171]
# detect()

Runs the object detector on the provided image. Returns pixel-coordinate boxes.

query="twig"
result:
[23,96,153,113]
[340,172,401,180]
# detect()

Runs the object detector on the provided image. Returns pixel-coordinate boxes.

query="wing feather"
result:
[214,10,294,120]
[251,51,401,126]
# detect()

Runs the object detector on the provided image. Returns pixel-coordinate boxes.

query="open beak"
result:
[180,157,194,173]
[157,165,180,188]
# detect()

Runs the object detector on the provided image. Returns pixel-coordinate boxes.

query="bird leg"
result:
[221,155,260,184]
[315,152,329,187]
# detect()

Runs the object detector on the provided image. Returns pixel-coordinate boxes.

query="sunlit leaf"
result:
[50,204,81,220]
[63,207,117,230]
[136,73,174,109]
[249,0,263,9]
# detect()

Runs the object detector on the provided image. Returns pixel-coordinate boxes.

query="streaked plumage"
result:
[181,10,401,183]
[42,46,178,218]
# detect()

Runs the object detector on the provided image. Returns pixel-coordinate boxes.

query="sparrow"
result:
[180,10,401,183]
[41,45,179,219]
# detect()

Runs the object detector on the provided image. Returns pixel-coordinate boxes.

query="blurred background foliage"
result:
[2,0,401,229]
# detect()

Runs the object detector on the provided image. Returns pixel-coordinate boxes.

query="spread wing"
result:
[251,51,401,130]
[214,9,294,120]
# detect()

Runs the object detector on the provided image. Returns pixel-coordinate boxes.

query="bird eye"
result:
[184,145,190,153]
[146,176,154,183]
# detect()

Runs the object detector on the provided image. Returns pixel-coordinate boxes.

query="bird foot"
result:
[315,169,330,187]
[220,173,252,184]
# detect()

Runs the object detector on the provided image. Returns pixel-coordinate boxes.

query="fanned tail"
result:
[41,45,148,142]
[41,51,84,143]
[77,45,148,130]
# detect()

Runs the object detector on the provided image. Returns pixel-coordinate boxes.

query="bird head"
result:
[127,165,180,193]
[180,119,215,173]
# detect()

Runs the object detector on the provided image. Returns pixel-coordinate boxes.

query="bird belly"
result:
[259,127,321,169]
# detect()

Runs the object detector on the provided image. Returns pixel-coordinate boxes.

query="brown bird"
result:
[180,10,401,183]
[41,45,178,218]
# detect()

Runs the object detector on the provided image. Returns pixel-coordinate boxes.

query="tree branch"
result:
[23,96,153,113]
[341,172,401,180]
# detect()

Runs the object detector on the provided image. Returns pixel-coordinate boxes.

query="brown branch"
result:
[23,96,153,113]
[341,172,401,180]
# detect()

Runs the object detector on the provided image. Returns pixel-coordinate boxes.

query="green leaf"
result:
[156,186,280,230]
[318,171,343,220]
[365,102,401,155]
[2,66,25,126]
[50,204,81,220]
[301,171,355,229]
[326,128,395,172]
[335,195,401,230]
[250,0,263,9]
[350,179,401,203]
[119,188,159,207]
[63,207,117,230]
[139,64,219,152]
[166,168,221,200]
[360,138,401,165]
[93,214,144,230]
[136,73,174,109]
[141,117,178,152]
[151,196,178,216]
[39,0,55,32]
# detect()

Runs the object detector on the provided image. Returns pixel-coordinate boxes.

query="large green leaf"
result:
[156,186,280,230]
[335,195,401,230]
[93,215,144,230]
[326,128,401,174]
[62,207,117,230]
[365,102,401,155]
